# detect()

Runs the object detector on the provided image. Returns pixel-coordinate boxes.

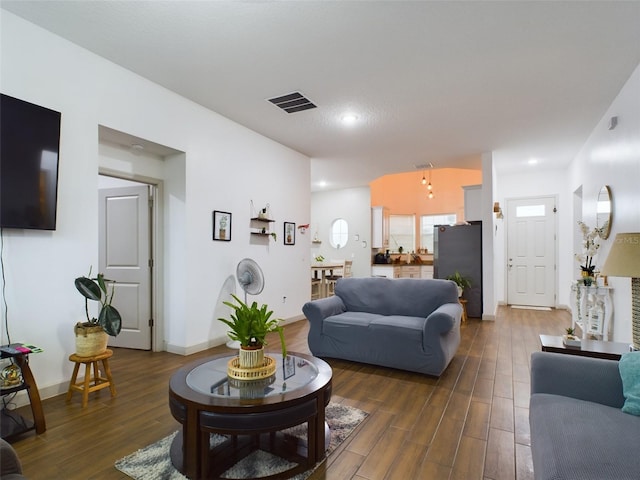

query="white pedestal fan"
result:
[226,258,265,348]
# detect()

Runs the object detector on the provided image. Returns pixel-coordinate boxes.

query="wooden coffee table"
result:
[539,334,631,361]
[169,352,332,479]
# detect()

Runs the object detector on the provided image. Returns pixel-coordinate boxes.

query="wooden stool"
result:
[459,299,468,322]
[66,349,116,407]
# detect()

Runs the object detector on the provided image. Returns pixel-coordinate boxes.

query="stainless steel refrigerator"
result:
[433,222,483,318]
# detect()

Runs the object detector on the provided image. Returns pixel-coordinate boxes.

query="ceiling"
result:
[3,1,640,191]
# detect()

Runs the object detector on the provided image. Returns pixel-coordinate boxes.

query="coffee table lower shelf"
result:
[539,334,631,361]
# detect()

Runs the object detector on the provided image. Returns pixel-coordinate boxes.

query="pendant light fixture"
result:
[421,172,427,185]
[427,163,434,199]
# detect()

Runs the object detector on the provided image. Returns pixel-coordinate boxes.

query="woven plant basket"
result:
[74,323,108,357]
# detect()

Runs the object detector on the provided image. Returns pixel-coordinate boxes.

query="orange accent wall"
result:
[370,168,482,217]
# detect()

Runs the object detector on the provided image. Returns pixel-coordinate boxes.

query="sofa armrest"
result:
[423,302,461,338]
[0,438,23,477]
[303,296,347,346]
[530,351,625,408]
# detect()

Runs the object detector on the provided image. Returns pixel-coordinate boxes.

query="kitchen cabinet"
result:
[421,265,433,279]
[395,265,420,278]
[463,185,482,222]
[371,265,393,278]
[371,206,389,249]
[372,264,433,279]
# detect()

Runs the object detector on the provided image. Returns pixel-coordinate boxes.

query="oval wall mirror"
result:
[330,218,349,249]
[596,185,612,239]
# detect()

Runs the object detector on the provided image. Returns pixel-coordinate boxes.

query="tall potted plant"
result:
[218,294,287,368]
[446,271,472,297]
[74,268,122,357]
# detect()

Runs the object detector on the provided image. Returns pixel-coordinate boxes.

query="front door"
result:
[99,185,153,349]
[506,196,556,307]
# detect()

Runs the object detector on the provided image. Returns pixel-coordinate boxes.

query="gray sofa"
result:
[530,352,640,480]
[0,438,25,480]
[302,277,462,376]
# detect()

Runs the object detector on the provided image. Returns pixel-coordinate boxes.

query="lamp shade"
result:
[600,233,640,278]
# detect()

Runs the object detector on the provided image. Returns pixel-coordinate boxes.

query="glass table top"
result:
[186,353,319,399]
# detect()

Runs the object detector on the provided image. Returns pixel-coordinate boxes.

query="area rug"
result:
[115,402,367,480]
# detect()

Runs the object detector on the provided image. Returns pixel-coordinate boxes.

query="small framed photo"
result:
[283,355,295,379]
[213,211,232,241]
[284,222,295,245]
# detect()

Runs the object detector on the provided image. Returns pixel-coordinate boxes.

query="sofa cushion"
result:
[335,277,458,318]
[619,351,640,415]
[530,393,640,479]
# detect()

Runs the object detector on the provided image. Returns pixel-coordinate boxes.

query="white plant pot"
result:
[238,346,264,368]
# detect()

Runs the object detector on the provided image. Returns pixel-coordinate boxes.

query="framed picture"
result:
[284,222,295,245]
[213,211,232,241]
[283,355,295,379]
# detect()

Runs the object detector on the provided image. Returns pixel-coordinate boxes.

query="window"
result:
[420,214,456,253]
[516,205,545,217]
[330,218,348,249]
[389,214,415,252]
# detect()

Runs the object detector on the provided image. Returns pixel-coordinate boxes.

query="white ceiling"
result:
[3,1,640,191]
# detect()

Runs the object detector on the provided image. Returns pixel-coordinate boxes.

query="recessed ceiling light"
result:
[528,158,538,165]
[340,113,359,126]
[318,180,328,188]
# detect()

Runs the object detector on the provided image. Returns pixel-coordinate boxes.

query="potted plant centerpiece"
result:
[446,271,472,297]
[219,294,287,370]
[74,268,122,357]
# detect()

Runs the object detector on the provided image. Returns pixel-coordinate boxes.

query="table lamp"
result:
[600,233,640,350]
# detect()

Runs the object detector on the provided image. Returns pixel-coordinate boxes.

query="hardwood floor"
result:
[7,306,570,479]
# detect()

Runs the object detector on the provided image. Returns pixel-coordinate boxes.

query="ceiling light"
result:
[528,158,538,165]
[340,113,359,125]
[421,173,427,185]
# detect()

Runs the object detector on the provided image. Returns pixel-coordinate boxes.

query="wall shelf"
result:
[250,217,274,223]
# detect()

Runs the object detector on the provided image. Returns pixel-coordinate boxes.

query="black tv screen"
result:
[1,94,61,230]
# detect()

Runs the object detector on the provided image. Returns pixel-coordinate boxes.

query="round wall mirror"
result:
[330,218,348,249]
[596,185,612,239]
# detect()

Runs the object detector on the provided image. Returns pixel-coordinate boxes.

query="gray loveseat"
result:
[530,352,640,480]
[302,277,462,376]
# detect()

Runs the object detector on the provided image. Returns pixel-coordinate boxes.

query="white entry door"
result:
[99,185,153,349]
[507,197,556,307]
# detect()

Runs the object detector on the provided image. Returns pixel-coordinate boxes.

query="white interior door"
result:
[99,185,152,349]
[507,197,556,307]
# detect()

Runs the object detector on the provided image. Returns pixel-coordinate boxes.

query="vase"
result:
[238,346,264,368]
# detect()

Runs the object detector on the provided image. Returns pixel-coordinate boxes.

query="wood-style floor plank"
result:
[7,305,569,479]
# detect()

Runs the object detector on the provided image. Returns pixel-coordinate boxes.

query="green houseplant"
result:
[74,268,122,356]
[446,271,472,297]
[218,294,287,361]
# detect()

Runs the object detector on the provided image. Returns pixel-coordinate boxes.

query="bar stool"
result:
[66,349,116,407]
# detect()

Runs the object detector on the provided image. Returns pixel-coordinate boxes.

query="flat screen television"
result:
[1,94,61,230]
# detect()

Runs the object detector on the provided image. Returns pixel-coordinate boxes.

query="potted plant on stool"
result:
[446,271,472,297]
[74,268,122,357]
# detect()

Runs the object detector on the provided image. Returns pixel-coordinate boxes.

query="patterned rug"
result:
[115,402,368,480]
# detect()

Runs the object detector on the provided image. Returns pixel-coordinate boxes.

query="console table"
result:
[1,345,46,438]
[539,334,630,361]
[570,284,613,340]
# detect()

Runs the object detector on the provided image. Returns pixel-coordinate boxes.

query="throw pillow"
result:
[619,351,640,415]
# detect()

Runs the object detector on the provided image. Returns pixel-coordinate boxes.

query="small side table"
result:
[67,349,116,407]
[0,345,46,438]
[459,299,468,322]
[539,334,630,361]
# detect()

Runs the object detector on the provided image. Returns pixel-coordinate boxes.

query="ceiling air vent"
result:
[267,92,317,114]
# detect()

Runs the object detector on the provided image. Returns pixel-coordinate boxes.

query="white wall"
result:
[494,62,640,344]
[566,62,640,344]
[0,12,311,400]
[310,187,372,278]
